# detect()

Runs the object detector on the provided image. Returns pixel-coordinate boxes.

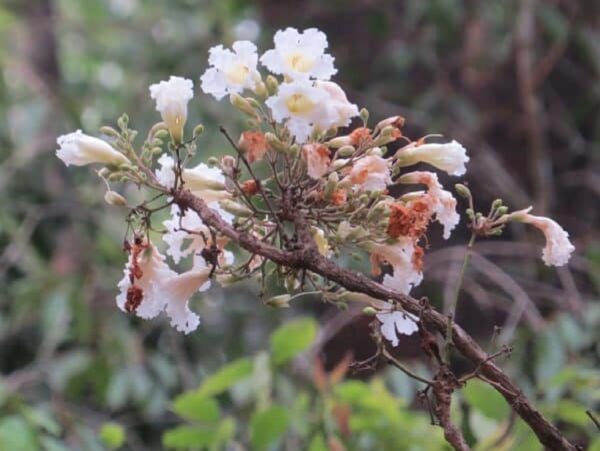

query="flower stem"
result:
[444,232,476,362]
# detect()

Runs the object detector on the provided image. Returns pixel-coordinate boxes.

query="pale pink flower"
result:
[503,208,575,266]
[346,154,391,192]
[315,81,359,129]
[302,143,331,179]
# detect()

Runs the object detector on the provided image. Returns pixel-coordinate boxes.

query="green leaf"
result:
[197,358,253,397]
[463,379,509,421]
[250,405,289,451]
[162,426,215,450]
[21,406,61,436]
[308,434,328,451]
[0,416,37,451]
[172,393,220,423]
[99,422,125,449]
[554,400,590,427]
[270,317,318,366]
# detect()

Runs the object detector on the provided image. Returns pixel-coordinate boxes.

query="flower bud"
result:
[253,81,268,98]
[336,145,355,158]
[230,93,258,117]
[492,198,503,209]
[219,199,254,217]
[104,190,127,206]
[496,206,508,215]
[326,136,351,148]
[193,124,205,138]
[265,132,286,153]
[264,294,291,308]
[99,126,120,138]
[265,75,279,95]
[362,306,377,316]
[360,108,369,125]
[454,183,472,199]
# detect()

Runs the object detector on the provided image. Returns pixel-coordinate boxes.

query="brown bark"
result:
[175,189,578,451]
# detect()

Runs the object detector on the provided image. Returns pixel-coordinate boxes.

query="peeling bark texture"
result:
[432,367,470,451]
[175,189,578,451]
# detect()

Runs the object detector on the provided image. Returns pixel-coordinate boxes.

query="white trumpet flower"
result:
[260,27,337,80]
[396,140,469,176]
[56,130,130,167]
[265,80,335,143]
[149,76,194,143]
[200,41,260,100]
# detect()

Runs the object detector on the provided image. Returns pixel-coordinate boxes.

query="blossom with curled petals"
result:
[200,41,260,100]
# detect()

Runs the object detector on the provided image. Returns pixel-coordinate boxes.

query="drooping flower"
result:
[396,140,469,176]
[346,153,391,192]
[160,255,212,334]
[265,80,335,143]
[200,41,260,100]
[116,243,175,319]
[366,238,424,295]
[399,171,459,239]
[303,143,331,179]
[155,154,230,203]
[260,27,337,80]
[376,308,419,347]
[56,130,130,167]
[238,131,269,163]
[502,208,575,266]
[149,76,194,143]
[315,81,359,129]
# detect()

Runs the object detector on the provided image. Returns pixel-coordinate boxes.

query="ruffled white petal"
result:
[260,27,337,80]
[201,41,260,100]
[376,309,419,347]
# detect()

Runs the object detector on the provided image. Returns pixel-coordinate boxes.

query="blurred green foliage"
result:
[0,0,598,449]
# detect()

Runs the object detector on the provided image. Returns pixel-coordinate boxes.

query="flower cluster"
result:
[55,27,575,344]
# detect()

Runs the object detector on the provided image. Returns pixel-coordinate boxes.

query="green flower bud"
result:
[337,145,355,157]
[193,124,205,138]
[253,81,268,98]
[99,126,120,138]
[104,190,127,206]
[264,294,291,308]
[265,132,286,152]
[362,306,377,316]
[230,93,257,117]
[492,198,503,209]
[266,75,279,95]
[360,108,369,125]
[454,183,472,199]
[219,199,254,217]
